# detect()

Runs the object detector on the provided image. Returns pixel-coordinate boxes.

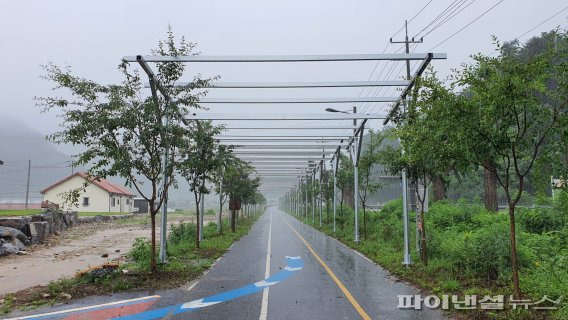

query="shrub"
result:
[518,207,565,234]
[169,222,197,245]
[128,237,153,270]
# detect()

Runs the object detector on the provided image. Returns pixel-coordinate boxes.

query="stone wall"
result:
[0,209,78,256]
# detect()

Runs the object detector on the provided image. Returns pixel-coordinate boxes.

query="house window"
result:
[83,197,90,207]
[111,197,116,207]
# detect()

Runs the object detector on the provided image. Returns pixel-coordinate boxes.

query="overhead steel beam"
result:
[151,80,411,89]
[215,135,351,138]
[197,97,396,104]
[230,145,342,150]
[218,138,346,142]
[124,53,447,63]
[384,52,438,125]
[251,163,317,166]
[234,151,335,155]
[186,113,385,120]
[222,126,359,130]
[240,157,327,161]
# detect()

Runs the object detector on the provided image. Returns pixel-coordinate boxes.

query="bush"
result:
[518,207,566,234]
[128,237,153,270]
[169,222,197,245]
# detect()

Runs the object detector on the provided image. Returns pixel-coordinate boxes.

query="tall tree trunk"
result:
[218,195,223,235]
[509,205,521,299]
[483,159,499,212]
[343,189,355,209]
[362,205,367,239]
[431,175,447,201]
[194,192,200,248]
[326,197,330,224]
[231,209,236,232]
[150,208,157,273]
[420,207,428,266]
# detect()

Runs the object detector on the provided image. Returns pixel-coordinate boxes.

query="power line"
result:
[414,0,462,38]
[517,5,568,40]
[421,0,477,38]
[391,0,435,39]
[428,0,505,51]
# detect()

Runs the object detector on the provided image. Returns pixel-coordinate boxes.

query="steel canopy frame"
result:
[196,97,397,104]
[221,126,361,130]
[125,53,447,63]
[149,80,411,88]
[130,50,447,262]
[186,113,387,120]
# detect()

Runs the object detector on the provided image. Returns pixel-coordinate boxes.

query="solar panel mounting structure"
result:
[126,51,446,262]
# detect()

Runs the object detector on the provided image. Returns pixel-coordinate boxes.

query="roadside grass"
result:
[292,199,566,320]
[0,209,263,316]
[0,209,43,217]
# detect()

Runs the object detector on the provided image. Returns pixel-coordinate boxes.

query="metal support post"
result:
[332,152,339,233]
[159,114,169,263]
[319,161,323,227]
[312,170,316,224]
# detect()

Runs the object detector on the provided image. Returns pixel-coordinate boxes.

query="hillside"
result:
[0,117,73,203]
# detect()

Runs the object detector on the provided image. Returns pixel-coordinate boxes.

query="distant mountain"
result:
[0,117,218,210]
[0,117,72,203]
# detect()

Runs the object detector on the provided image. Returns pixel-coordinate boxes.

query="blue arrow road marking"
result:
[112,256,304,320]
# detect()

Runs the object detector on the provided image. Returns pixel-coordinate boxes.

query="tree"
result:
[378,69,469,265]
[214,150,238,234]
[358,129,385,238]
[336,153,353,229]
[221,159,260,232]
[451,35,568,298]
[37,29,211,273]
[178,121,226,248]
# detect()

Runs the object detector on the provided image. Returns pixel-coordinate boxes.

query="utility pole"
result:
[25,159,31,210]
[390,20,423,265]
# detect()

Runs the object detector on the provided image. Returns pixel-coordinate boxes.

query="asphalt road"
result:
[5,207,446,320]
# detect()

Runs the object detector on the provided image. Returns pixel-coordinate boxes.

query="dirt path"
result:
[0,214,218,295]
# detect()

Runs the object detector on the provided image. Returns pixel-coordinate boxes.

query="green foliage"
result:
[0,294,14,315]
[298,196,567,319]
[128,237,154,270]
[169,222,197,245]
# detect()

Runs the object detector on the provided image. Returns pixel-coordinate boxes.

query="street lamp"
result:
[324,106,361,243]
[325,107,351,114]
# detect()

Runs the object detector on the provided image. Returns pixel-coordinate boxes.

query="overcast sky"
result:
[2,0,566,137]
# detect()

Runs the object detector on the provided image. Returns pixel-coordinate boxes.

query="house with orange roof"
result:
[41,172,136,212]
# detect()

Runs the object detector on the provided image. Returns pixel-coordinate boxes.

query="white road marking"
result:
[181,298,222,309]
[259,211,272,320]
[254,280,279,287]
[6,295,161,320]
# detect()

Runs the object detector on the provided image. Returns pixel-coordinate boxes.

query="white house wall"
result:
[42,176,128,213]
[108,194,134,213]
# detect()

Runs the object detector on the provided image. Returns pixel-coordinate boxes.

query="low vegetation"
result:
[295,194,568,319]
[0,209,43,217]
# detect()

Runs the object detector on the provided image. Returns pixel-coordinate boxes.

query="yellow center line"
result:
[279,213,372,320]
